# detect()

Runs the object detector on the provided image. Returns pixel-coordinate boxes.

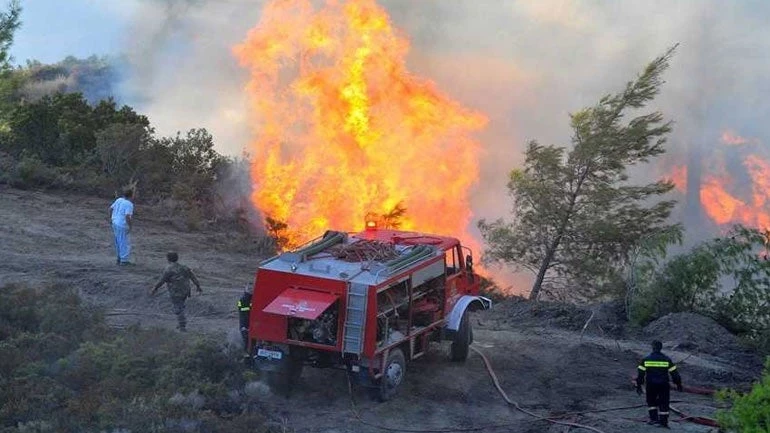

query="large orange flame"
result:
[668,131,770,231]
[233,0,487,250]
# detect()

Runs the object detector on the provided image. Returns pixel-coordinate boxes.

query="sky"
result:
[14,1,130,65]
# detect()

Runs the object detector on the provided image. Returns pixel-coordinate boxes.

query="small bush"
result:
[630,246,719,325]
[5,155,62,189]
[718,358,770,432]
[744,331,770,356]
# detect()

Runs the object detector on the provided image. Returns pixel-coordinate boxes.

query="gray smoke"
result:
[117,0,263,155]
[379,1,770,233]
[113,1,770,285]
[381,0,770,288]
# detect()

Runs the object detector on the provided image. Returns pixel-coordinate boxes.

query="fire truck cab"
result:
[247,227,491,400]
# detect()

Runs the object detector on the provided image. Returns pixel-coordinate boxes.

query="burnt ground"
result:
[1,186,762,433]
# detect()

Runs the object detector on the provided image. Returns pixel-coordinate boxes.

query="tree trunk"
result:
[529,168,590,300]
[529,239,559,300]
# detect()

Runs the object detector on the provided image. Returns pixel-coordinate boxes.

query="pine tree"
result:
[479,47,680,300]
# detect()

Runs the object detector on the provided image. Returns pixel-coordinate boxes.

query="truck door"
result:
[444,245,462,304]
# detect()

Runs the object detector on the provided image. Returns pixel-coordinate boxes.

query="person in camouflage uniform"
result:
[149,252,202,331]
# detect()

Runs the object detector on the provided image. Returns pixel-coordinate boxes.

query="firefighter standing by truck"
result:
[237,285,252,355]
[635,340,683,428]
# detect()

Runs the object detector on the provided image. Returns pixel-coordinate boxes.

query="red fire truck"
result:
[247,226,491,400]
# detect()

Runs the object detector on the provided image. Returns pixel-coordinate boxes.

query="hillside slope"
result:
[1,186,759,433]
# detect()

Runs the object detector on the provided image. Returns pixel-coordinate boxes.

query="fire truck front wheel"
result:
[377,348,406,402]
[450,311,471,362]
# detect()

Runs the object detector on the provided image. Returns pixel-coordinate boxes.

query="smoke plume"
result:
[112,0,770,288]
[117,0,263,155]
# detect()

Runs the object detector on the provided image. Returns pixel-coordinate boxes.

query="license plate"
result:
[257,348,283,360]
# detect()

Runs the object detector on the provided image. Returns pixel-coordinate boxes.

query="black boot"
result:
[658,413,669,428]
[647,408,659,424]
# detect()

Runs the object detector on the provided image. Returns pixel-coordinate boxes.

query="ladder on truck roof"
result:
[342,282,368,355]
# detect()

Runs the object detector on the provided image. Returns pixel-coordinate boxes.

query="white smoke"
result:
[113,0,264,155]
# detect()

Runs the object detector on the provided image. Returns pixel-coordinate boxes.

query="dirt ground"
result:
[1,186,762,433]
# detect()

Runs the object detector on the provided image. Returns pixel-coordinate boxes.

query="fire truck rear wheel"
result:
[450,311,471,362]
[266,355,303,397]
[377,348,406,402]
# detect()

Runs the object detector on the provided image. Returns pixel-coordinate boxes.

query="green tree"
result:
[0,0,22,128]
[631,225,770,331]
[4,93,149,166]
[94,123,151,183]
[0,0,20,69]
[479,47,680,300]
[7,93,94,165]
[92,98,150,129]
[158,128,226,203]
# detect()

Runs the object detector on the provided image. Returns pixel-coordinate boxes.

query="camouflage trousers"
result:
[171,297,187,331]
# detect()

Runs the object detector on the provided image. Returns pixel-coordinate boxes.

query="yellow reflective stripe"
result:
[638,366,646,371]
[668,365,677,372]
[644,361,670,368]
[239,307,251,311]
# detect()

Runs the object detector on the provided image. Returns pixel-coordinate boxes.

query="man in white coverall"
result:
[109,188,134,265]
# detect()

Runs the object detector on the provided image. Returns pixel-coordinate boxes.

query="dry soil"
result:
[1,186,760,433]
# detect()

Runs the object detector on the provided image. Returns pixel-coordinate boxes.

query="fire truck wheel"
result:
[378,348,406,402]
[266,356,303,397]
[450,311,471,362]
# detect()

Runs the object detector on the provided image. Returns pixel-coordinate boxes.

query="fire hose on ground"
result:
[470,346,608,433]
[347,345,721,432]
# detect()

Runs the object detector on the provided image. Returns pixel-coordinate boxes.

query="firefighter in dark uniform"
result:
[238,285,253,354]
[636,340,683,428]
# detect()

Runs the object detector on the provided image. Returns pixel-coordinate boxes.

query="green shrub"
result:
[630,225,770,332]
[630,245,719,325]
[743,330,770,356]
[0,284,271,433]
[1,89,256,235]
[5,155,61,188]
[718,358,770,432]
